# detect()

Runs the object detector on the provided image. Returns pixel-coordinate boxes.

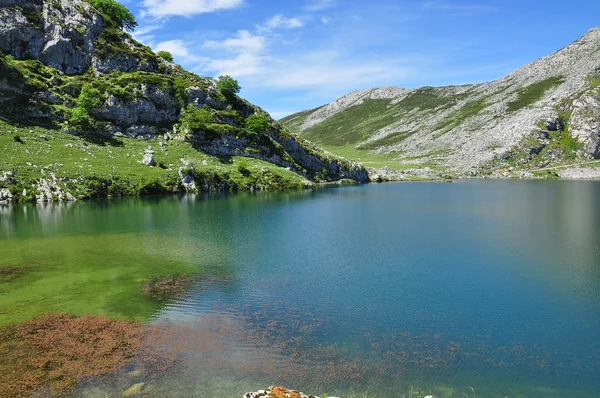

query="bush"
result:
[70,84,100,128]
[77,84,101,111]
[216,75,241,97]
[87,0,138,31]
[244,114,270,134]
[157,51,174,62]
[180,105,213,130]
[69,107,91,127]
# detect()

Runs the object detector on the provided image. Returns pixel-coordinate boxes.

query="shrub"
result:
[157,51,174,62]
[70,84,101,128]
[244,113,270,134]
[69,106,91,127]
[216,75,241,97]
[87,0,138,31]
[180,105,213,130]
[77,84,101,111]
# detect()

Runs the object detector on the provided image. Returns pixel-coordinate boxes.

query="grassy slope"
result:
[0,120,311,201]
[286,87,477,170]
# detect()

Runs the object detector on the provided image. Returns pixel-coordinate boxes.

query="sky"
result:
[120,0,599,119]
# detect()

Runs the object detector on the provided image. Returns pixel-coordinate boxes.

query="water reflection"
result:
[2,182,600,397]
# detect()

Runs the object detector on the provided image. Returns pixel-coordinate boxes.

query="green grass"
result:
[0,121,312,201]
[507,76,565,112]
[288,87,473,151]
[279,106,323,134]
[301,99,398,146]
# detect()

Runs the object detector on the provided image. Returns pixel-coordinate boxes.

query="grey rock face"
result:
[570,94,600,158]
[95,85,181,134]
[0,0,105,75]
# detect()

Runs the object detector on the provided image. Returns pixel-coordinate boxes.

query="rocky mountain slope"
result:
[282,27,600,179]
[0,0,367,203]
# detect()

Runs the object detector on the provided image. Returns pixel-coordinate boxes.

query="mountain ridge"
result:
[282,27,600,179]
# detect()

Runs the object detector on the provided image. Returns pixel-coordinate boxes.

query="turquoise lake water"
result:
[1,180,600,397]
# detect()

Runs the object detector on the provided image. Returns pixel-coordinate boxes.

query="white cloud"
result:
[142,0,245,17]
[303,0,336,12]
[321,17,331,25]
[203,30,267,77]
[204,30,266,52]
[155,39,199,61]
[258,14,304,32]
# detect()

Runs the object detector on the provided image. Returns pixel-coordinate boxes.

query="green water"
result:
[1,182,600,397]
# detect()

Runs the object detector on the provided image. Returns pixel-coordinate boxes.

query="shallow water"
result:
[1,181,600,397]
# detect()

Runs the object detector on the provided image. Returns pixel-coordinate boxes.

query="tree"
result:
[88,0,138,31]
[244,114,270,134]
[216,75,241,97]
[157,51,174,63]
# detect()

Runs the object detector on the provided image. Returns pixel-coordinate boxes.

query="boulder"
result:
[142,150,156,167]
[0,187,13,204]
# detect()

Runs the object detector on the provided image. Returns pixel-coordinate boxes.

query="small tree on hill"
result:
[216,75,241,97]
[88,0,138,31]
[157,51,174,62]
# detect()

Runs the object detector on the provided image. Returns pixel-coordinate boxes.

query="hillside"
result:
[282,27,600,180]
[0,0,368,204]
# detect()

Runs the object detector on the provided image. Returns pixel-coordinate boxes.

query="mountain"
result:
[0,0,367,204]
[282,27,600,180]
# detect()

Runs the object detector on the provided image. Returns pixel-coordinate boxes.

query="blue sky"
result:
[122,0,599,118]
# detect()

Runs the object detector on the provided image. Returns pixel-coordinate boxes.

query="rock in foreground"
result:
[243,386,337,398]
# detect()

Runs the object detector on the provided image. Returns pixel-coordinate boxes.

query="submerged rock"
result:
[123,382,145,397]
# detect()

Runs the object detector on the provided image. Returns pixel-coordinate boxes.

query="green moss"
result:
[507,76,565,112]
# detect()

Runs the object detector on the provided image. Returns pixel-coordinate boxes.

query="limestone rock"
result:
[178,168,197,191]
[570,94,600,158]
[0,0,105,75]
[142,150,156,167]
[0,188,13,204]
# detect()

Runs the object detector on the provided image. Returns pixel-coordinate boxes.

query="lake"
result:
[1,180,600,397]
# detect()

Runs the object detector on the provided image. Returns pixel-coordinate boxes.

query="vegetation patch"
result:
[507,76,565,112]
[279,106,324,134]
[434,98,489,132]
[357,130,417,150]
[0,314,142,397]
[301,99,397,146]
[395,86,469,112]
